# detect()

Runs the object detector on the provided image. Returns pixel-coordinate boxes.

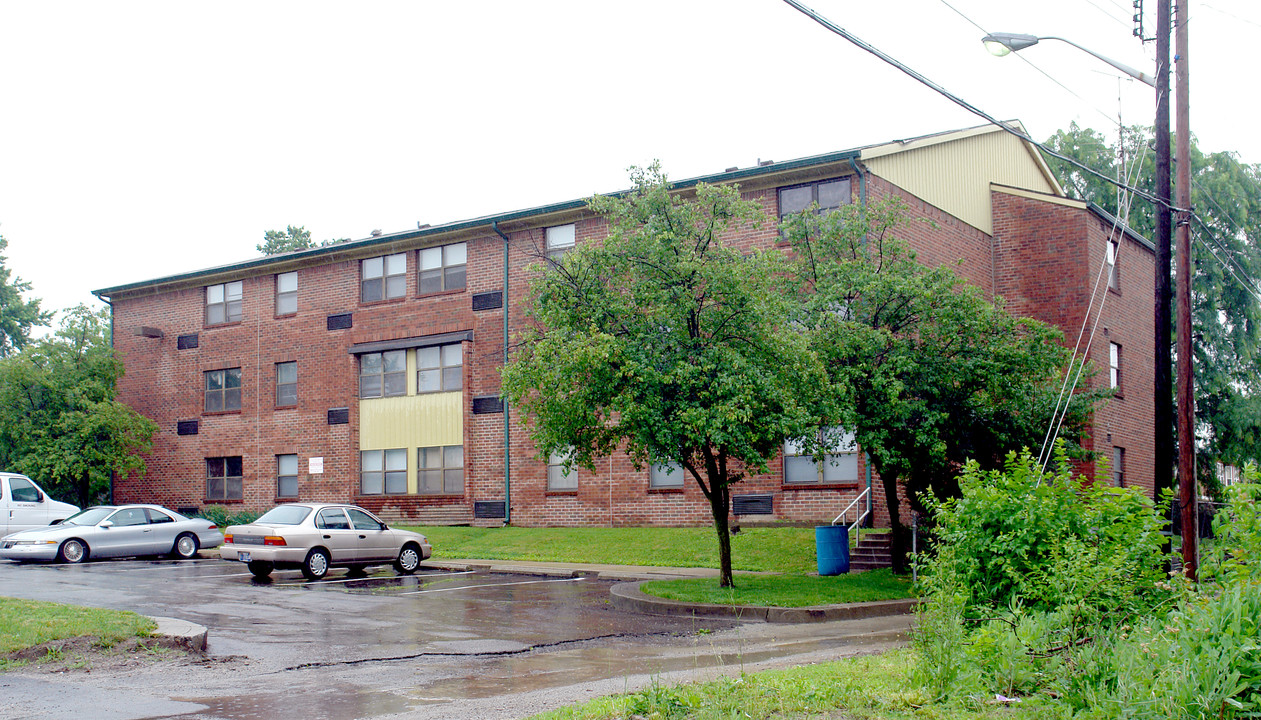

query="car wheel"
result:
[302,548,330,581]
[58,539,88,564]
[247,561,273,579]
[171,533,199,559]
[394,543,421,575]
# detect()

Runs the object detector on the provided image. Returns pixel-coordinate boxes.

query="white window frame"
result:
[276,272,298,316]
[649,461,685,489]
[418,242,467,295]
[416,343,463,393]
[548,449,578,491]
[206,281,243,325]
[546,224,576,262]
[361,253,407,302]
[1110,342,1122,391]
[419,445,464,495]
[276,454,298,498]
[783,427,859,484]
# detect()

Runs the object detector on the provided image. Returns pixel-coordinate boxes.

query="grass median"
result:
[409,525,913,607]
[0,597,157,670]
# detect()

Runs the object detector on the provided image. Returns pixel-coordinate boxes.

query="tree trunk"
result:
[880,468,910,575]
[708,483,734,588]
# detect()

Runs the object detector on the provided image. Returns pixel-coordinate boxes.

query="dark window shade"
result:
[176,420,199,436]
[327,407,350,425]
[472,291,503,311]
[327,313,353,331]
[177,334,199,350]
[472,396,504,414]
[474,501,506,519]
[733,494,774,515]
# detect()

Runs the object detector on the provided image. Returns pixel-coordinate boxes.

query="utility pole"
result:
[1174,0,1196,580]
[1152,0,1174,519]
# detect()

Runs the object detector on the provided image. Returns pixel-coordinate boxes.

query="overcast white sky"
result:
[1,0,1256,318]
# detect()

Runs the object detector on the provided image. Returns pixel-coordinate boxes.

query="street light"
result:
[981,33,1156,88]
[982,26,1194,578]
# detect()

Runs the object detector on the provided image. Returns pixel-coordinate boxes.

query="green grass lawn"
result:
[640,568,914,607]
[0,597,156,668]
[530,648,1046,720]
[405,525,882,575]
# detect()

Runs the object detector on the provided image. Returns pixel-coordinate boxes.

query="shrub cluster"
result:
[915,449,1261,717]
[194,504,260,528]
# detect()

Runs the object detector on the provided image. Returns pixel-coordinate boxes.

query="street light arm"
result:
[1041,36,1157,88]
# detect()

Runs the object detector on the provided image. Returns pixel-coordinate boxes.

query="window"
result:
[109,507,149,526]
[1106,240,1120,291]
[548,449,577,491]
[419,445,464,494]
[361,448,407,495]
[784,428,859,484]
[347,507,383,530]
[417,343,462,393]
[419,242,467,295]
[649,461,685,489]
[145,508,175,524]
[206,457,243,501]
[205,368,242,412]
[9,477,39,502]
[778,178,851,220]
[359,350,406,398]
[205,281,243,325]
[276,454,298,498]
[276,272,297,315]
[276,362,297,407]
[361,253,406,302]
[316,507,350,529]
[1110,342,1122,392]
[546,224,575,262]
[1112,447,1125,487]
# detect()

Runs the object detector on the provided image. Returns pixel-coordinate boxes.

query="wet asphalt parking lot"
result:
[0,556,912,720]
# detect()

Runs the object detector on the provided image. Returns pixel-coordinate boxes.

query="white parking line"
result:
[275,570,477,587]
[399,577,585,595]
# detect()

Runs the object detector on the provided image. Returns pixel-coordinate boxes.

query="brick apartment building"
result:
[94,122,1154,527]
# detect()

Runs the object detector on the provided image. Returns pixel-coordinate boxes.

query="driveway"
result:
[0,556,912,719]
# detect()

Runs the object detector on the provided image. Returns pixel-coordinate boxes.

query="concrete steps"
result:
[848,531,893,572]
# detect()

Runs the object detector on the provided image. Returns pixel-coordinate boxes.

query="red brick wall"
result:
[108,175,1155,530]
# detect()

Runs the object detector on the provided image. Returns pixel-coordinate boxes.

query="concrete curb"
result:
[609,581,921,623]
[149,616,208,652]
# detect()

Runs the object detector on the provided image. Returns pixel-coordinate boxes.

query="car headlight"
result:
[13,540,58,546]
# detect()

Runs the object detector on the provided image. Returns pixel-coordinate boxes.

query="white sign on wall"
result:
[309,457,324,475]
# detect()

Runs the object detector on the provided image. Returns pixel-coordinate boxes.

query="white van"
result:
[0,473,79,537]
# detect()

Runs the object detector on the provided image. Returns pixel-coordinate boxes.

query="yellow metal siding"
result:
[864,130,1058,235]
[360,392,463,494]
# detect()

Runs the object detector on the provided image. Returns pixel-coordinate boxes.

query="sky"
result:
[1,0,1257,319]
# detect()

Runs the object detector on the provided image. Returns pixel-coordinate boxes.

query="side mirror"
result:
[99,520,114,529]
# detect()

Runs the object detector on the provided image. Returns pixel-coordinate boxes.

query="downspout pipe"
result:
[491,221,512,526]
[92,291,117,504]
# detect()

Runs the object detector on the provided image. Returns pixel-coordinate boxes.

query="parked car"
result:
[0,472,78,535]
[219,503,432,580]
[0,505,224,563]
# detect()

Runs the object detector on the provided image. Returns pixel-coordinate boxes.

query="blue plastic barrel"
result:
[816,525,850,575]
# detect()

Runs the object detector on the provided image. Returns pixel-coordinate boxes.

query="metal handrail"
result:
[832,487,871,544]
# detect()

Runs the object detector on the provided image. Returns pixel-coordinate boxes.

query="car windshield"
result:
[63,507,116,526]
[254,506,312,525]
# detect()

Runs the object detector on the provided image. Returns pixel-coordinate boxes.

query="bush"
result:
[195,505,260,528]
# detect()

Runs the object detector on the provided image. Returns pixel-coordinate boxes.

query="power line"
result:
[778,0,1189,214]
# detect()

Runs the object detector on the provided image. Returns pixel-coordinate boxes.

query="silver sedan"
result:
[219,503,432,580]
[0,505,224,563]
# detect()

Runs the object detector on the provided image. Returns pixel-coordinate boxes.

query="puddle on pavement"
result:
[408,637,848,700]
[177,685,415,720]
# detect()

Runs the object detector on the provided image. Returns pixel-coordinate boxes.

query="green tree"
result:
[0,234,51,356]
[0,305,157,506]
[257,225,350,255]
[1045,123,1261,492]
[502,165,832,588]
[784,199,1098,572]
